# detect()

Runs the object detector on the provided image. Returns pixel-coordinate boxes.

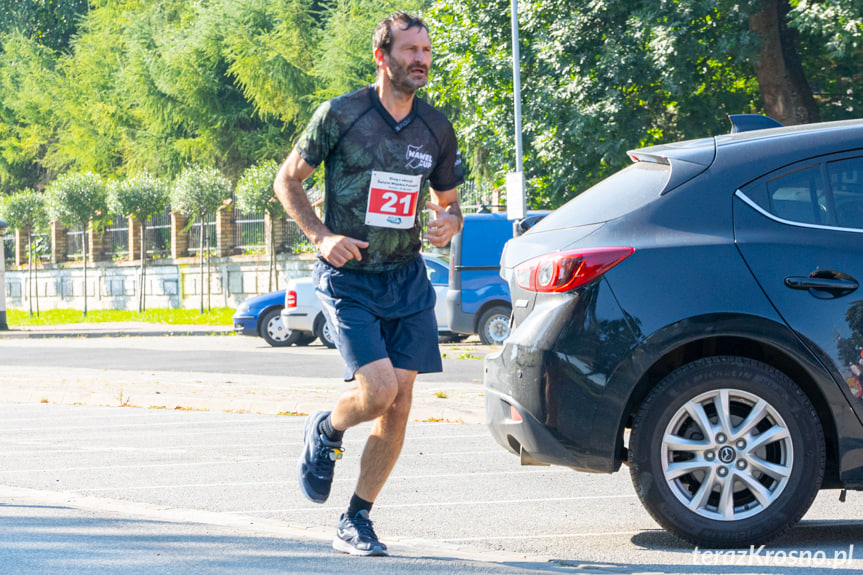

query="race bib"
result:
[365,171,422,229]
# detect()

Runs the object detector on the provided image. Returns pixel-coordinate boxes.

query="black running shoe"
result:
[297,411,343,504]
[333,510,389,556]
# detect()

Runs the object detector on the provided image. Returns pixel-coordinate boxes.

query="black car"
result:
[484,116,863,548]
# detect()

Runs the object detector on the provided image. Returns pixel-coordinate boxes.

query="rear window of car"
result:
[741,154,863,230]
[767,165,829,225]
[531,162,671,231]
[829,157,863,229]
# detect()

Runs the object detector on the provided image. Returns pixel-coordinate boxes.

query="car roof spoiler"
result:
[728,114,784,134]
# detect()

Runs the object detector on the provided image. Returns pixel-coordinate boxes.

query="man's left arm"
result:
[425,187,463,248]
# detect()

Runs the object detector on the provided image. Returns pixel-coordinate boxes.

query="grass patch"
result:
[7,307,234,327]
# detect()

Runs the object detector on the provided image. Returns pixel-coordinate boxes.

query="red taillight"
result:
[286,290,297,308]
[509,405,523,422]
[514,247,634,293]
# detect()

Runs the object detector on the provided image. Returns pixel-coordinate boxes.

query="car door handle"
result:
[785,277,858,290]
[785,271,859,299]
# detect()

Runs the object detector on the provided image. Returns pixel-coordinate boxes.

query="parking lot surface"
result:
[1,333,863,573]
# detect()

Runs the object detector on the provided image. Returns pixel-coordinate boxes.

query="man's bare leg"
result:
[354,367,415,501]
[328,358,415,501]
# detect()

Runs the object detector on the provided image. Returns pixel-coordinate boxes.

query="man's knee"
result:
[355,361,399,416]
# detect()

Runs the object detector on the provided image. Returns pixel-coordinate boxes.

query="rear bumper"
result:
[482,280,638,474]
[446,289,475,334]
[281,306,317,332]
[485,385,596,470]
[484,349,616,473]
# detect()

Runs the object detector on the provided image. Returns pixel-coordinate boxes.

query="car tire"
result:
[438,332,468,343]
[477,305,511,345]
[629,356,825,548]
[314,314,337,349]
[260,307,301,347]
[295,332,317,346]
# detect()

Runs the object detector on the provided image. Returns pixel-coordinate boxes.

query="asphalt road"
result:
[1,335,863,574]
[0,335,483,383]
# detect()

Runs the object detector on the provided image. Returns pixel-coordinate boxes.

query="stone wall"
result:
[3,253,318,312]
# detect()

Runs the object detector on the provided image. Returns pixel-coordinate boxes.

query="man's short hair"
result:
[373,11,428,54]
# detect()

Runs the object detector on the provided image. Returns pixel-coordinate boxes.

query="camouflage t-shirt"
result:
[295,85,464,272]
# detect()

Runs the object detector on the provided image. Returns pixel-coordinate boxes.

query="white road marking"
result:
[237,494,637,515]
[435,530,656,542]
[67,468,572,492]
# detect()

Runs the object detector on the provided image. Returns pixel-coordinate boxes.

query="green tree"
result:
[313,0,430,101]
[0,0,90,52]
[0,33,63,193]
[46,171,108,317]
[170,164,231,313]
[235,160,282,291]
[426,0,863,206]
[789,0,863,121]
[0,188,48,316]
[107,172,169,312]
[0,0,434,195]
[221,0,317,126]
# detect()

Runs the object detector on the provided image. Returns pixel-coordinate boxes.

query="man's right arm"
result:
[273,149,369,267]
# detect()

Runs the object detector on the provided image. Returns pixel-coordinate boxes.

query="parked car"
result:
[446,212,548,345]
[233,289,316,347]
[280,276,337,349]
[484,116,863,548]
[423,252,466,342]
[282,253,461,346]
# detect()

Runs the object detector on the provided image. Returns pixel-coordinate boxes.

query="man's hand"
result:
[318,233,370,267]
[425,201,461,247]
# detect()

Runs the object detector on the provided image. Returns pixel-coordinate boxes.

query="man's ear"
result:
[373,47,386,69]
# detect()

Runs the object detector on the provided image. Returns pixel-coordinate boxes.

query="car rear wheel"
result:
[314,314,337,349]
[260,308,301,347]
[629,356,825,548]
[438,332,468,343]
[295,332,317,346]
[477,305,511,345]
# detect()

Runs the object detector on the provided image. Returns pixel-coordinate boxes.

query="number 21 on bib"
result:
[365,171,422,229]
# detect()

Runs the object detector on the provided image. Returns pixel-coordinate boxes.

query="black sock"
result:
[318,413,344,442]
[346,493,373,518]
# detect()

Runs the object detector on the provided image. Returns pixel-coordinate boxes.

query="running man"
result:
[273,11,464,556]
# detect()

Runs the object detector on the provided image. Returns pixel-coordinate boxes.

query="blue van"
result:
[446,211,548,344]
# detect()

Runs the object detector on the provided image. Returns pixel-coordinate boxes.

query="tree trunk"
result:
[27,231,33,317]
[267,214,276,292]
[749,0,820,125]
[199,217,205,315]
[206,226,211,312]
[82,228,89,318]
[139,221,146,313]
[33,234,39,316]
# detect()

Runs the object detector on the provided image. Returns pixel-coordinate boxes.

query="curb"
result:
[0,327,234,339]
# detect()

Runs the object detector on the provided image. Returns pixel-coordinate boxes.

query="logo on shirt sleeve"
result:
[406,144,433,170]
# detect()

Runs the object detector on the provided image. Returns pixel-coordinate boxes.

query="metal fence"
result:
[1,231,52,267]
[186,214,217,256]
[31,232,51,264]
[2,232,12,267]
[66,226,85,261]
[106,215,129,260]
[231,206,266,254]
[460,180,498,214]
[2,182,495,267]
[147,209,172,258]
[281,218,314,253]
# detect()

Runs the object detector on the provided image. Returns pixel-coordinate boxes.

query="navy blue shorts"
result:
[312,255,442,381]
